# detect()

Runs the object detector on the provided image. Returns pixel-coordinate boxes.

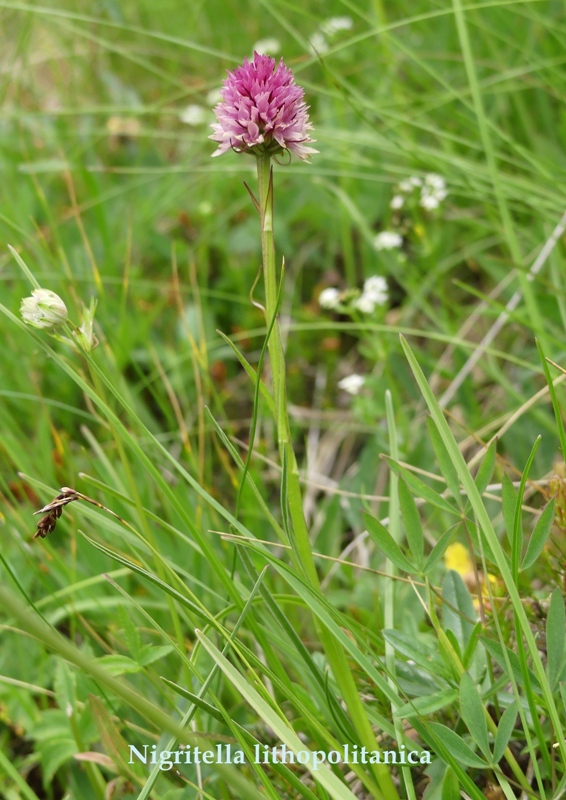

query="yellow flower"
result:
[444,543,473,575]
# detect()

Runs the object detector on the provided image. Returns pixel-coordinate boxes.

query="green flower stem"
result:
[255,152,400,800]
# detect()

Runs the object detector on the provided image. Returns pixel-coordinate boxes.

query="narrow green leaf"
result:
[480,638,541,691]
[474,440,497,496]
[0,584,267,800]
[363,512,416,573]
[8,244,41,289]
[466,519,498,566]
[521,498,555,570]
[216,329,276,417]
[433,628,464,682]
[443,629,463,664]
[511,438,541,580]
[459,673,490,758]
[398,478,424,566]
[501,474,517,547]
[205,409,285,542]
[424,526,456,574]
[138,644,174,666]
[442,766,461,800]
[161,678,224,722]
[442,571,476,652]
[79,532,213,624]
[37,739,77,785]
[392,338,566,769]
[90,694,142,782]
[493,702,517,764]
[536,339,566,460]
[245,547,404,707]
[427,417,461,505]
[394,689,458,719]
[118,605,142,661]
[462,621,483,669]
[53,661,77,718]
[95,655,142,675]
[196,632,361,800]
[427,723,487,768]
[384,457,459,515]
[382,629,436,671]
[546,587,566,690]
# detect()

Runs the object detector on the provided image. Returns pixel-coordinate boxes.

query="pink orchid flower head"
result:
[210,52,318,161]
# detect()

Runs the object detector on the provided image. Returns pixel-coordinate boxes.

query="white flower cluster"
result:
[353,276,388,313]
[420,173,448,210]
[391,173,448,211]
[319,275,388,315]
[309,16,353,54]
[373,231,402,251]
[338,373,365,395]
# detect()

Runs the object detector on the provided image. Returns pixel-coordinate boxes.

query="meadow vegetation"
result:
[1,1,566,799]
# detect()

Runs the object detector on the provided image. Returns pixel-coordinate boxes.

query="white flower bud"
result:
[318,287,341,309]
[373,231,402,251]
[363,275,388,296]
[424,173,446,190]
[73,298,99,353]
[20,289,68,329]
[353,294,376,314]
[361,276,389,307]
[420,194,440,210]
[338,374,365,395]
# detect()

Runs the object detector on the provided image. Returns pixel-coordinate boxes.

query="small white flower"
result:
[338,374,365,395]
[252,37,281,55]
[373,231,402,251]
[179,104,207,126]
[390,194,404,209]
[353,294,376,314]
[206,88,223,106]
[436,188,448,201]
[409,176,423,187]
[364,276,388,294]
[363,276,389,305]
[398,179,413,193]
[20,289,68,330]
[308,31,329,54]
[320,16,354,37]
[420,194,440,210]
[419,174,448,209]
[319,287,341,309]
[424,173,445,190]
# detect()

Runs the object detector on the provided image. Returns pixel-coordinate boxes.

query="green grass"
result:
[1,1,566,799]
